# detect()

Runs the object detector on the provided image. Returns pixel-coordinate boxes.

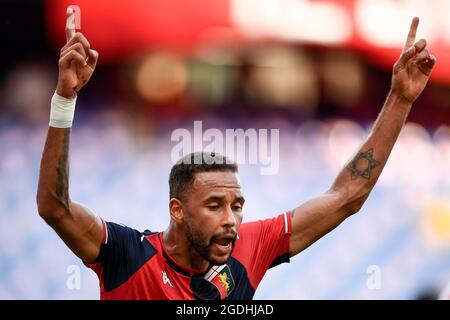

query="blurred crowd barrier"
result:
[2,45,449,130]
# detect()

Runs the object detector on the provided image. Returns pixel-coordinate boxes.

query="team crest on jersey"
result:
[204,264,235,299]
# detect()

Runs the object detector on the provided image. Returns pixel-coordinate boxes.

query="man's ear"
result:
[169,198,184,223]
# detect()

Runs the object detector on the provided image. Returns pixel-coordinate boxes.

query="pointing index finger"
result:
[404,17,419,52]
[65,7,76,43]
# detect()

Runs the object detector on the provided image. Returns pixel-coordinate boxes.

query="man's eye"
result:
[208,205,220,210]
[233,205,242,211]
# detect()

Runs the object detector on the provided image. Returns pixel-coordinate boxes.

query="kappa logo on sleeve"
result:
[162,271,174,288]
[204,264,235,299]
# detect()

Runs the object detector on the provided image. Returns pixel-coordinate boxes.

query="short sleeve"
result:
[83,221,157,292]
[233,211,292,288]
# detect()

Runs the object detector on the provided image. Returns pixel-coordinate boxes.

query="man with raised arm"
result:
[37,8,436,299]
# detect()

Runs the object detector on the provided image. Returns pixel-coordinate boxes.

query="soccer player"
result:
[37,8,436,299]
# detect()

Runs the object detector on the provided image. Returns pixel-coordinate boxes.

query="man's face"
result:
[182,171,244,266]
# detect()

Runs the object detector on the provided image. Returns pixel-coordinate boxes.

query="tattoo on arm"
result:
[346,148,380,180]
[56,129,71,209]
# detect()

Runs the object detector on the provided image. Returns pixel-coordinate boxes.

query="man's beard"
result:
[186,223,236,266]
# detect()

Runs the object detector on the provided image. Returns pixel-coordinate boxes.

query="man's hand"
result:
[391,17,436,104]
[56,7,98,98]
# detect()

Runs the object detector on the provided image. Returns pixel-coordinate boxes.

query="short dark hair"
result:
[169,152,238,200]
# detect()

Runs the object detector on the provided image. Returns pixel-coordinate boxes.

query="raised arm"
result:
[289,17,436,257]
[37,8,101,263]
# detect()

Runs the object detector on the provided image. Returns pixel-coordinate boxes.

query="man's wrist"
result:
[49,91,77,128]
[56,84,77,99]
[386,90,413,112]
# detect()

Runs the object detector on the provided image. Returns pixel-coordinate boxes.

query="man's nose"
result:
[223,206,237,228]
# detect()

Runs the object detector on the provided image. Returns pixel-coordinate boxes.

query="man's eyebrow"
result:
[203,195,226,203]
[202,195,245,204]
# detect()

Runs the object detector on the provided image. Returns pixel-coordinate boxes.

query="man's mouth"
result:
[212,235,235,254]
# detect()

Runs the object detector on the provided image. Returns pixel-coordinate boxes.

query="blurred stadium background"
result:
[1,0,450,299]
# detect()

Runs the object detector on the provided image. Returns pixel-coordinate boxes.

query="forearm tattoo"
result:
[56,129,71,209]
[346,148,380,180]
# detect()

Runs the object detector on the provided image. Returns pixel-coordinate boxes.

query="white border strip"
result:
[284,211,288,234]
[104,220,109,244]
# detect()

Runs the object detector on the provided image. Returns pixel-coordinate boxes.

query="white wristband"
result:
[49,92,77,128]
